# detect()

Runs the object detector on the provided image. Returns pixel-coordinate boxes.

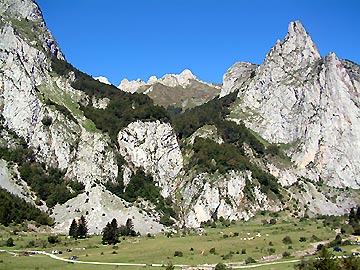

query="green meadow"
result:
[0,215,357,270]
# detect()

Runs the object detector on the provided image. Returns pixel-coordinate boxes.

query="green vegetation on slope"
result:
[0,117,84,209]
[172,92,283,198]
[106,170,176,226]
[0,188,52,226]
[51,57,170,144]
[0,146,84,208]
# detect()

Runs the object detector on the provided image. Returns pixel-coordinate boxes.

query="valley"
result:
[1,213,358,270]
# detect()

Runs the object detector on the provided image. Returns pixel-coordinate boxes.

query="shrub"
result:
[6,238,14,247]
[41,116,52,126]
[282,251,291,258]
[209,248,216,254]
[299,236,307,242]
[241,248,246,254]
[174,251,183,257]
[165,263,175,270]
[245,257,256,264]
[282,236,292,244]
[215,262,228,270]
[47,235,59,244]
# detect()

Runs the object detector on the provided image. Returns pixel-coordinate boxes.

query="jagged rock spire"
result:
[264,20,320,77]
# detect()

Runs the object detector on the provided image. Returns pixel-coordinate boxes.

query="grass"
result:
[37,78,98,133]
[0,216,342,269]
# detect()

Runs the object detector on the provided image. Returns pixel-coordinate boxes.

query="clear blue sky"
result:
[36,0,359,85]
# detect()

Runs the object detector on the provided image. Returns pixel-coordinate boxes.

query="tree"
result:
[77,215,88,238]
[69,219,78,238]
[102,218,120,245]
[126,218,136,236]
[6,237,14,247]
[48,235,59,244]
[313,247,338,270]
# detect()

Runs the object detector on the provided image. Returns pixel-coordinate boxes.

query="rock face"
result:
[220,62,257,98]
[0,0,165,233]
[181,170,280,227]
[228,20,360,189]
[94,76,111,85]
[119,69,221,111]
[118,121,183,197]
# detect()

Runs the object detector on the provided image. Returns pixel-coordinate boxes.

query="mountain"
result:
[226,21,360,189]
[118,69,221,111]
[1,0,359,233]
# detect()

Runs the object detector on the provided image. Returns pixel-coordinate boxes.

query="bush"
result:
[209,247,216,254]
[241,248,246,254]
[174,251,183,257]
[282,251,291,258]
[245,257,256,264]
[6,238,14,247]
[282,236,292,244]
[299,236,307,242]
[41,116,52,126]
[215,262,228,270]
[47,235,59,244]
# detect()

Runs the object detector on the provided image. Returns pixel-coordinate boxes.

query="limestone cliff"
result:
[0,0,165,233]
[228,20,360,189]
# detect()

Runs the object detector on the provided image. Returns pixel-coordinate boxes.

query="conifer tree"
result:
[77,215,88,238]
[69,218,78,238]
[102,218,119,245]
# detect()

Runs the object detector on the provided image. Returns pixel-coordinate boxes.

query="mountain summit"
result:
[119,69,221,111]
[226,20,360,189]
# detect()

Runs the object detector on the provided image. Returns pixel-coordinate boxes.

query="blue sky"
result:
[36,0,359,85]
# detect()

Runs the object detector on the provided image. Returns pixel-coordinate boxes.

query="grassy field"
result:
[0,216,356,270]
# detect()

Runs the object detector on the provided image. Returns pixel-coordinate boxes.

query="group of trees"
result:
[69,215,88,239]
[0,145,84,208]
[296,246,360,270]
[51,57,170,145]
[0,187,52,226]
[102,218,137,245]
[348,207,360,235]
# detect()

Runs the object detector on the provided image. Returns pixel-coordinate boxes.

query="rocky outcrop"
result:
[228,21,360,188]
[94,76,111,85]
[117,121,183,197]
[181,170,280,227]
[220,62,257,98]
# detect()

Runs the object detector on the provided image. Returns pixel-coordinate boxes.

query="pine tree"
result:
[77,215,88,238]
[69,219,78,238]
[356,206,360,220]
[126,218,136,236]
[102,218,119,245]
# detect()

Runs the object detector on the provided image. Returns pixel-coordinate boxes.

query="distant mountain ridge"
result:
[118,69,221,111]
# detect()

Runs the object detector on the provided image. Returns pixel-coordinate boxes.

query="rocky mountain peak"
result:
[264,20,320,75]
[94,76,111,85]
[1,0,42,21]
